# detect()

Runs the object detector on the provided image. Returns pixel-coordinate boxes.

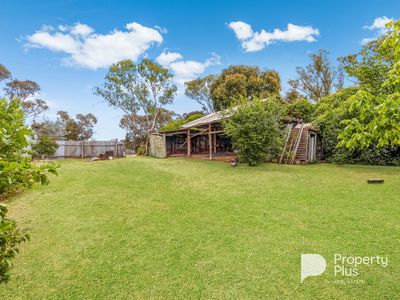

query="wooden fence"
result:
[53,140,126,158]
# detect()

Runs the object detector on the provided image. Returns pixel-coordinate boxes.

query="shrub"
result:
[161,113,204,132]
[285,98,316,122]
[185,113,204,123]
[223,97,282,166]
[160,119,185,132]
[0,204,29,284]
[314,88,357,160]
[331,147,400,166]
[32,136,59,159]
[314,88,400,165]
[0,98,58,283]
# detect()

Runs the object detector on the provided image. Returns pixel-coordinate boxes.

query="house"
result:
[150,109,322,164]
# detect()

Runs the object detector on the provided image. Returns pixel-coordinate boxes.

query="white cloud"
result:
[228,21,319,52]
[364,16,392,31]
[362,16,393,44]
[156,51,182,65]
[228,21,253,40]
[156,51,221,84]
[70,23,94,36]
[25,22,164,69]
[154,25,168,34]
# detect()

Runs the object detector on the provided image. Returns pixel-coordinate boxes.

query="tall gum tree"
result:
[95,59,177,153]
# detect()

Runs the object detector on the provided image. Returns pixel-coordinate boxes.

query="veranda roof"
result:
[180,111,227,129]
[178,99,304,131]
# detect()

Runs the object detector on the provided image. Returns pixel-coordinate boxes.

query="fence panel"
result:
[54,141,125,158]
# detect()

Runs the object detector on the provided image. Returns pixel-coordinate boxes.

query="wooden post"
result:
[115,139,118,157]
[208,124,213,160]
[187,129,191,157]
[81,141,84,158]
[213,133,217,154]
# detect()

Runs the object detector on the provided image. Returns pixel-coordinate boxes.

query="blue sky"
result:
[0,0,398,140]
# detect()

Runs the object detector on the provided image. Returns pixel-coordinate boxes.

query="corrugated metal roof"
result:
[178,100,311,130]
[179,99,284,129]
[180,111,228,129]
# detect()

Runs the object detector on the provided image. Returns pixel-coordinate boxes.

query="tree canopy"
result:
[185,75,216,114]
[0,65,48,120]
[338,20,400,150]
[95,59,177,153]
[32,111,97,141]
[210,65,281,110]
[289,50,343,102]
[120,108,175,149]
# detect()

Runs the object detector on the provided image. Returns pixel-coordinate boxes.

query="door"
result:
[308,134,316,162]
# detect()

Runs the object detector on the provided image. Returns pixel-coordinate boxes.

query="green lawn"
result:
[1,157,399,299]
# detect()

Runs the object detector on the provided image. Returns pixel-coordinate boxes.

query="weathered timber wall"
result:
[149,134,166,158]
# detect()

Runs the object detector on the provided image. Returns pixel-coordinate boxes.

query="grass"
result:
[1,157,399,299]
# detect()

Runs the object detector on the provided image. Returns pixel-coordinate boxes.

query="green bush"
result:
[314,88,357,160]
[331,147,400,166]
[160,119,185,132]
[223,97,282,166]
[32,136,59,159]
[0,98,58,283]
[161,113,204,132]
[0,99,58,198]
[314,88,400,165]
[0,204,29,284]
[285,98,316,122]
[185,113,204,123]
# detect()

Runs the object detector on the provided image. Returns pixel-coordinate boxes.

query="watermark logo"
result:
[333,254,388,277]
[301,254,326,282]
[300,253,389,284]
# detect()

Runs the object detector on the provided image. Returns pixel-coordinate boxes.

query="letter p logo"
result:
[301,254,326,283]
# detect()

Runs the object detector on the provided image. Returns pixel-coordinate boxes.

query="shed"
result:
[150,109,322,164]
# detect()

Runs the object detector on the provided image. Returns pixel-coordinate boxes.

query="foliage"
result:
[284,98,316,122]
[314,87,357,159]
[95,59,177,154]
[31,136,59,159]
[0,64,48,120]
[331,146,400,166]
[185,75,216,113]
[56,111,97,140]
[0,98,57,283]
[289,49,343,102]
[31,119,65,140]
[223,97,282,166]
[211,65,280,110]
[185,113,204,123]
[0,99,57,198]
[181,111,204,120]
[0,64,11,82]
[31,111,97,141]
[338,20,400,150]
[0,204,29,284]
[284,88,301,103]
[315,87,400,165]
[160,113,204,132]
[120,108,175,150]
